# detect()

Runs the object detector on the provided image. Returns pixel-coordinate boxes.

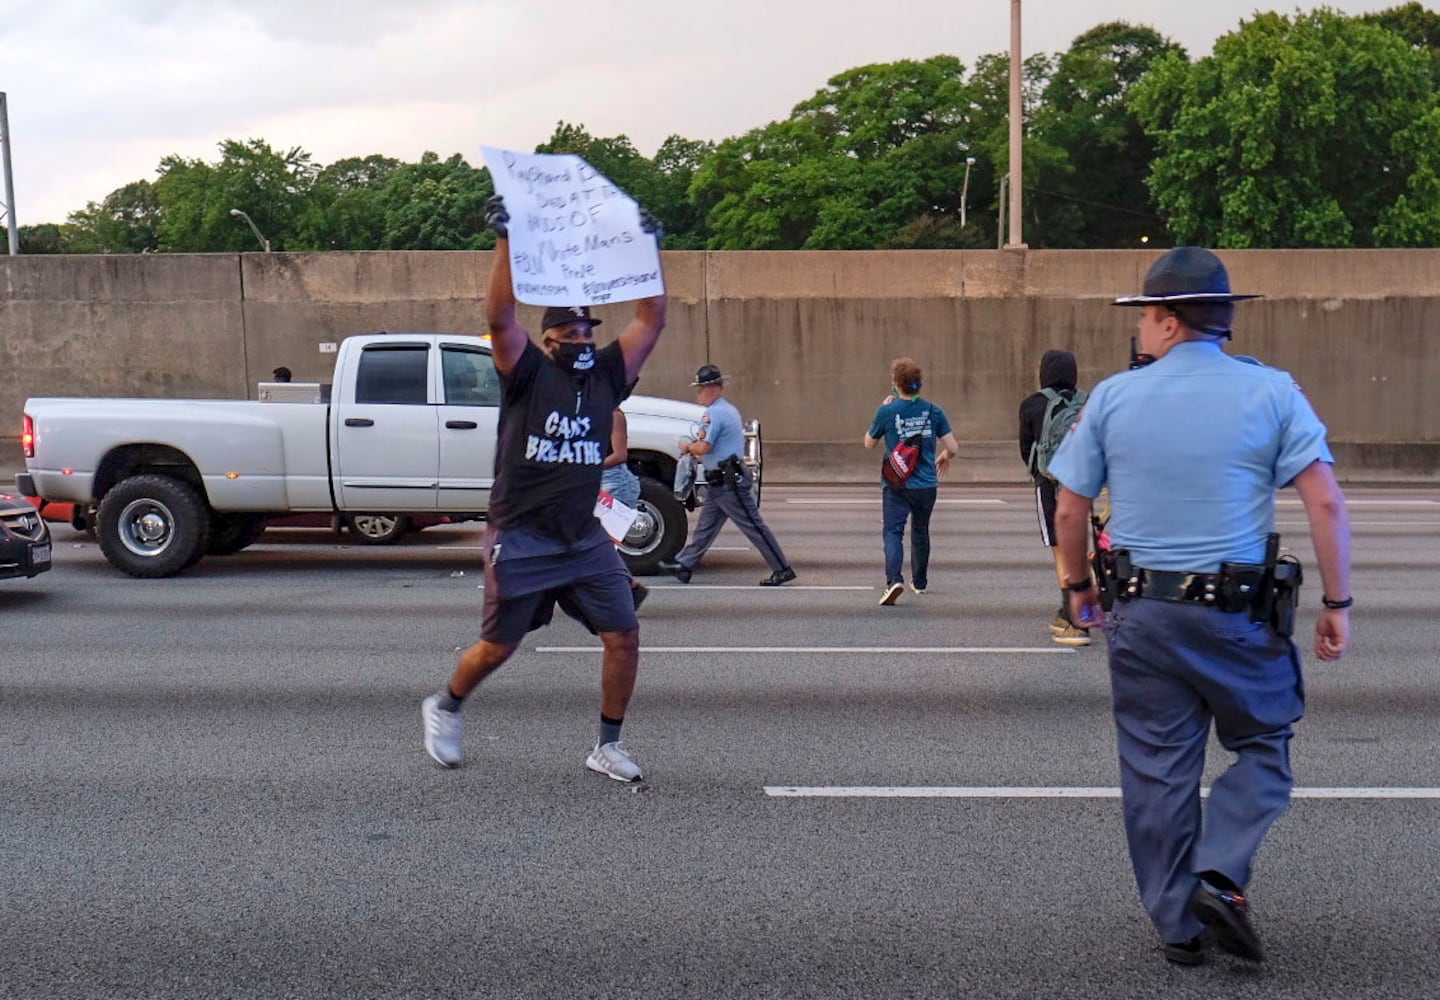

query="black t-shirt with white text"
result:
[489,340,628,544]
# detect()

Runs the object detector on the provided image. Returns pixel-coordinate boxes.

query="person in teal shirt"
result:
[863,358,959,606]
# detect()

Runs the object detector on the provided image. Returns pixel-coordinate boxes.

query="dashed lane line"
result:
[537,645,1076,654]
[763,786,1440,799]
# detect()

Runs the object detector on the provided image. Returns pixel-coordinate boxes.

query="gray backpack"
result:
[1028,387,1088,481]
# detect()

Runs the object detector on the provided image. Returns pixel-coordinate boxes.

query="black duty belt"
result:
[1119,568,1257,612]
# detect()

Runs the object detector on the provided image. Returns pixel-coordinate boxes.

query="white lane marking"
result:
[538,646,1076,654]
[643,585,872,591]
[786,498,1007,505]
[764,786,1440,799]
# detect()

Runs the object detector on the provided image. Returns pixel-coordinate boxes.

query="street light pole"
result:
[960,155,976,231]
[1,93,18,255]
[997,175,1008,250]
[1006,0,1027,249]
[228,208,271,252]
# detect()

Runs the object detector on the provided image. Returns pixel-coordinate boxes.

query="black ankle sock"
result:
[435,687,464,712]
[600,714,624,746]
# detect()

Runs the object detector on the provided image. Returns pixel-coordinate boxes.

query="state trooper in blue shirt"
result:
[1048,247,1353,967]
[660,365,796,586]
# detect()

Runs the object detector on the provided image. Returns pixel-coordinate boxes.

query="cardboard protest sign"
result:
[481,146,665,307]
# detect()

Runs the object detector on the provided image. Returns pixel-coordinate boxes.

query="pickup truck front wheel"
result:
[97,474,213,578]
[620,476,688,575]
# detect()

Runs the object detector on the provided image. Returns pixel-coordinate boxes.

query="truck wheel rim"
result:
[352,515,398,538]
[621,504,660,555]
[118,499,175,557]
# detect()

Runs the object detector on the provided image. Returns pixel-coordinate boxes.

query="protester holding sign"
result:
[863,358,958,606]
[421,183,666,784]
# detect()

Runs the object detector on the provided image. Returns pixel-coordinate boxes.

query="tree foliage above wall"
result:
[17,5,1438,254]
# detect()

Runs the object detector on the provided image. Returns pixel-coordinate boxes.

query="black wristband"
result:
[1321,596,1353,610]
[1065,578,1096,593]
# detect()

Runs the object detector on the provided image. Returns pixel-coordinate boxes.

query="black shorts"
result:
[481,530,638,645]
[1033,477,1058,547]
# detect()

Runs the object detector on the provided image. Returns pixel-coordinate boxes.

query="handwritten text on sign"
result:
[480,147,665,307]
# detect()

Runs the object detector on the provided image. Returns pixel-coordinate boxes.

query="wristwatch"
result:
[1321,596,1354,610]
[1065,578,1096,593]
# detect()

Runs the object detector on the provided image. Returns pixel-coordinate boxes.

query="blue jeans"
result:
[881,486,937,588]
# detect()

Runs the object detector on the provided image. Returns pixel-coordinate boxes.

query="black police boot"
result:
[1190,880,1263,962]
[759,567,796,587]
[658,559,691,584]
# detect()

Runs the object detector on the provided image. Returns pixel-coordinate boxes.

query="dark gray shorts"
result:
[480,526,638,645]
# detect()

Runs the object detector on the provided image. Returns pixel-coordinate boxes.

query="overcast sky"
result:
[0,0,1410,224]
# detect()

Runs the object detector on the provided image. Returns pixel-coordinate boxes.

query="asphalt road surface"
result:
[4,486,1437,1000]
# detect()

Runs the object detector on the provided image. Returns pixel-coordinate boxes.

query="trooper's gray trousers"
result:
[1106,596,1304,944]
[674,470,788,574]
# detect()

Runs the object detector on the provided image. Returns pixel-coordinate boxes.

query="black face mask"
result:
[551,342,596,373]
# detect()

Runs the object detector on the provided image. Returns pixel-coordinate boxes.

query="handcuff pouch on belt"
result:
[1109,533,1303,637]
[705,456,745,488]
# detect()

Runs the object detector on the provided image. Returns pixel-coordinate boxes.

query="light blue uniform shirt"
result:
[698,396,746,473]
[1048,341,1332,572]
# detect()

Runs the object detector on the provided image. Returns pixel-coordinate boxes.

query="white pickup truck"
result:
[19,333,757,578]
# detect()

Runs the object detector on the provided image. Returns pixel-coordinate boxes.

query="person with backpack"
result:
[864,358,959,606]
[1019,349,1090,645]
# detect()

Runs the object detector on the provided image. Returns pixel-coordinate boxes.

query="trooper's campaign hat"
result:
[540,305,602,332]
[1113,247,1263,306]
[690,364,724,386]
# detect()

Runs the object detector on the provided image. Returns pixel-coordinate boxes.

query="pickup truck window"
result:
[356,345,429,404]
[442,347,500,407]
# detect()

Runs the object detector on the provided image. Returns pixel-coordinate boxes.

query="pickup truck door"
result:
[436,344,500,511]
[332,341,440,510]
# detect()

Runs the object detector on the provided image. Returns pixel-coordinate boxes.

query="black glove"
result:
[485,194,510,239]
[638,208,664,241]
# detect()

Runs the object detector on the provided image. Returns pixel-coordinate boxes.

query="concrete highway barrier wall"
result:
[3,249,1436,483]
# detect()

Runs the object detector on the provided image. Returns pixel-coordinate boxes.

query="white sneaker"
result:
[421,693,462,767]
[586,740,644,782]
[910,585,927,595]
[879,583,904,606]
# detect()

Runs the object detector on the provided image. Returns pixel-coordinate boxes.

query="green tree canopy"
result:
[690,56,978,249]
[154,139,317,252]
[301,154,402,250]
[532,122,714,248]
[1131,8,1440,247]
[1027,23,1183,248]
[64,180,161,253]
[374,152,493,250]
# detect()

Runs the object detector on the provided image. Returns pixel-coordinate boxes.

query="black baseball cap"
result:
[541,305,602,332]
[691,364,724,386]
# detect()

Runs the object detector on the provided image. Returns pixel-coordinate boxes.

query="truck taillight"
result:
[22,415,35,458]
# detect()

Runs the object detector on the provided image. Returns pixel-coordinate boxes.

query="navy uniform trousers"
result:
[1106,597,1305,944]
[674,468,787,574]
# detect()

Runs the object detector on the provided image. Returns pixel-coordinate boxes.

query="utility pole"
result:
[1005,0,1027,250]
[1,93,18,255]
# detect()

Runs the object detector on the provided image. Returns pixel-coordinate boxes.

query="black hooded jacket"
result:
[1018,349,1080,476]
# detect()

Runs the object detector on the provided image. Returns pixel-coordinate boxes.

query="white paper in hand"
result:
[594,491,640,544]
[481,146,664,307]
